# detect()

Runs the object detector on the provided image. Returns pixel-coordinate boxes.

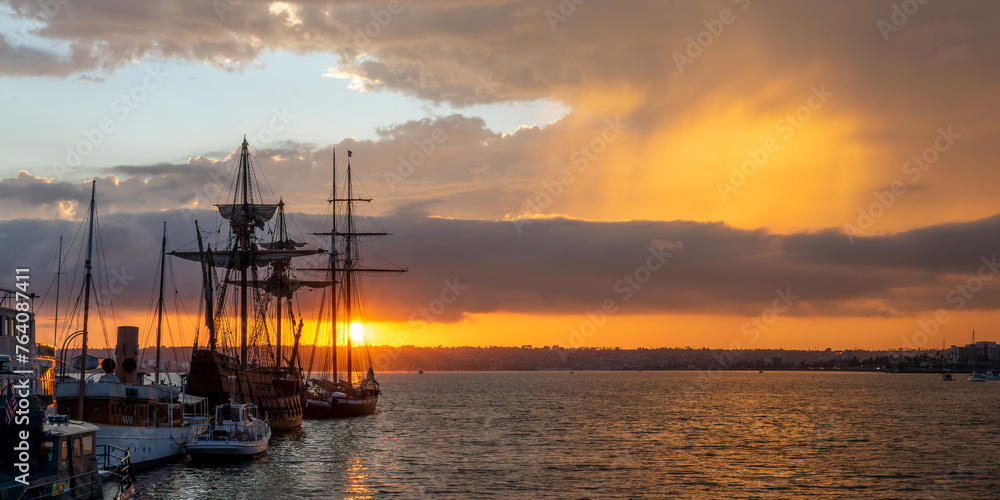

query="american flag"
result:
[4,388,15,424]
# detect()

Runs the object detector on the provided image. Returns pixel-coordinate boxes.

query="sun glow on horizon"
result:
[349,322,366,344]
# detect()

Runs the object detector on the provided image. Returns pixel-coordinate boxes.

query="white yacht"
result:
[187,402,270,458]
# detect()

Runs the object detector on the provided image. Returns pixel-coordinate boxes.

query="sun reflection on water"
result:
[343,454,372,500]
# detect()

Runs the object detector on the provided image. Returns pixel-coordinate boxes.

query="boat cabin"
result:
[0,414,131,500]
[55,375,183,428]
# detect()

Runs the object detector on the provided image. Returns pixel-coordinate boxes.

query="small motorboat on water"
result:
[186,402,270,459]
[938,373,953,381]
[983,371,1000,381]
[968,373,988,382]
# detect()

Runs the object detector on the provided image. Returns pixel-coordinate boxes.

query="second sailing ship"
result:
[304,149,406,419]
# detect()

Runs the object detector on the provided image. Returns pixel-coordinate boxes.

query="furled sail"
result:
[169,247,323,270]
[228,275,333,298]
[216,204,279,229]
[261,239,307,250]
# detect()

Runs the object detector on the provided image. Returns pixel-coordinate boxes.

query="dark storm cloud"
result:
[781,215,1000,275]
[4,209,1000,327]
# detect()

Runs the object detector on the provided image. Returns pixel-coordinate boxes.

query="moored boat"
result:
[1,397,134,500]
[172,138,325,430]
[187,402,270,459]
[54,329,206,466]
[304,149,406,419]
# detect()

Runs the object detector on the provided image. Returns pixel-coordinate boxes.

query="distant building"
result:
[951,341,1000,363]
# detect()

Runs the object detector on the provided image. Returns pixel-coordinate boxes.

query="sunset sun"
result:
[348,322,366,344]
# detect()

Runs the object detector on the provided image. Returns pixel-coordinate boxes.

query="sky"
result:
[2,0,1000,351]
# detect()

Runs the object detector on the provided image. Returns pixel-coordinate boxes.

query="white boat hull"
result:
[187,439,268,457]
[95,424,191,466]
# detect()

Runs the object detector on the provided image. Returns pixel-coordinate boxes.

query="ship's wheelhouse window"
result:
[81,435,94,455]
[94,403,102,414]
[60,440,68,460]
[73,437,82,457]
[41,441,54,463]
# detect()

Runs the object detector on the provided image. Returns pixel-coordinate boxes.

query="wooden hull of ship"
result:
[186,350,304,430]
[303,394,377,419]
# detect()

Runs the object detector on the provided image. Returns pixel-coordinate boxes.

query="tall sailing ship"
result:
[304,149,406,419]
[172,137,326,430]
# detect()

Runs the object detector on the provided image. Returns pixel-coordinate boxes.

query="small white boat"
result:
[187,402,270,458]
[968,373,988,382]
[983,371,1000,381]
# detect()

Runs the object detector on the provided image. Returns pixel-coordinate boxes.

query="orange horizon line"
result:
[49,343,955,351]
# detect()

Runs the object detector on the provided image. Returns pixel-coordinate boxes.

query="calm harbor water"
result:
[135,371,1000,499]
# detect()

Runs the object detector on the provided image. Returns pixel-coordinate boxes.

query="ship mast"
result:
[53,236,63,359]
[345,158,354,384]
[330,150,338,382]
[171,138,325,365]
[195,221,216,351]
[155,222,166,383]
[275,200,285,369]
[76,180,96,420]
[239,136,250,367]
